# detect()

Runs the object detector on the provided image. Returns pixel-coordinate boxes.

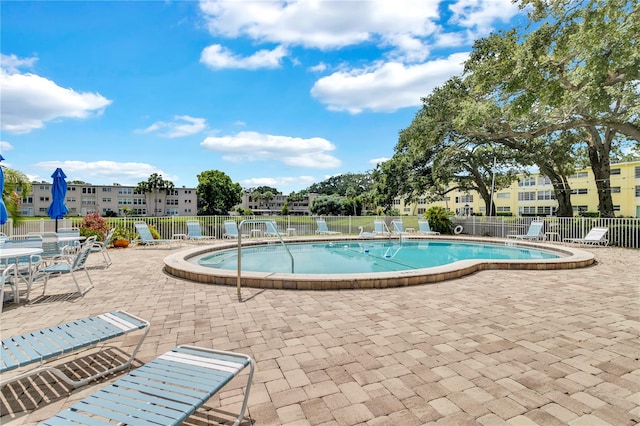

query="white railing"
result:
[2,215,638,248]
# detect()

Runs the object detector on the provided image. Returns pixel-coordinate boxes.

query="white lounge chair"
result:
[418,220,440,235]
[373,220,390,236]
[391,219,406,235]
[224,220,249,239]
[507,220,544,240]
[316,219,341,235]
[134,222,179,247]
[40,345,255,426]
[88,227,114,267]
[1,263,16,314]
[564,227,609,246]
[186,220,215,242]
[1,310,149,388]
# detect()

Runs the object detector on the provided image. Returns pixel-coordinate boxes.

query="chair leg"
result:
[102,249,112,267]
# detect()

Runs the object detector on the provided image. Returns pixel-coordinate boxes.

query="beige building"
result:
[237,192,319,215]
[398,161,640,218]
[20,183,197,217]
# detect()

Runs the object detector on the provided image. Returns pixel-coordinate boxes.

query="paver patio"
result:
[1,241,638,425]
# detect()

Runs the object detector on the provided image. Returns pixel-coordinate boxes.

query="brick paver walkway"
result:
[1,243,638,425]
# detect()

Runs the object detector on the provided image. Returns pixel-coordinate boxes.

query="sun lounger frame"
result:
[39,344,255,426]
[1,310,150,388]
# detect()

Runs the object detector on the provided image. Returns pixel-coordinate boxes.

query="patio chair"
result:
[1,263,16,314]
[1,310,149,388]
[265,220,282,237]
[224,220,249,239]
[507,220,544,240]
[418,220,440,235]
[373,220,390,236]
[88,227,114,267]
[57,227,82,251]
[32,236,97,299]
[564,227,609,246]
[391,219,406,235]
[186,220,215,242]
[316,218,341,235]
[40,345,255,426]
[134,222,179,248]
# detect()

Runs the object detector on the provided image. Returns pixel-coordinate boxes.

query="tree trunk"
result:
[586,127,615,218]
[538,165,573,217]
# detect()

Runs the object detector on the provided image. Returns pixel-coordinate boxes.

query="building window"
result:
[119,188,133,195]
[497,193,510,199]
[497,206,511,212]
[635,166,640,178]
[519,206,536,215]
[102,198,111,203]
[518,191,535,201]
[39,196,50,202]
[570,171,588,179]
[537,190,555,200]
[82,187,96,194]
[611,186,621,193]
[102,187,112,192]
[572,205,588,212]
[537,206,554,215]
[457,194,473,203]
[519,177,536,187]
[610,168,621,175]
[417,208,425,214]
[614,205,621,211]
[537,176,551,186]
[22,196,33,204]
[635,186,640,197]
[571,188,588,195]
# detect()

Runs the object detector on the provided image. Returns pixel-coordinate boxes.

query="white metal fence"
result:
[1,215,639,249]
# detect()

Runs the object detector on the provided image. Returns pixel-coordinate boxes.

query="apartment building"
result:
[20,183,198,217]
[398,161,640,218]
[237,192,319,215]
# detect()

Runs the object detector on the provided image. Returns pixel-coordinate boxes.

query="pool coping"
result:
[163,235,597,290]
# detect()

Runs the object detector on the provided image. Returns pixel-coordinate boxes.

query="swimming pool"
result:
[164,237,596,290]
[196,240,560,274]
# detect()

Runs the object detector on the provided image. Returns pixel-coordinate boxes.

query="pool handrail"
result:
[237,219,294,299]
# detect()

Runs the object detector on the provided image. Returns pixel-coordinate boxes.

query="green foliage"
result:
[308,173,373,196]
[281,202,289,215]
[112,226,134,241]
[309,195,344,215]
[147,224,161,239]
[1,165,31,225]
[424,206,454,234]
[196,170,242,215]
[80,228,103,242]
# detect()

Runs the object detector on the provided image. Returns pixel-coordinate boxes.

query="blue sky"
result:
[1,0,525,194]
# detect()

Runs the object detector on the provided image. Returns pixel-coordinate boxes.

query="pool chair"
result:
[32,236,97,299]
[134,222,179,248]
[564,227,609,246]
[373,220,390,236]
[1,234,43,303]
[1,263,16,314]
[507,220,544,240]
[418,220,440,235]
[40,345,255,426]
[1,310,149,388]
[391,219,406,235]
[316,218,341,235]
[88,227,114,268]
[224,220,249,239]
[186,220,215,242]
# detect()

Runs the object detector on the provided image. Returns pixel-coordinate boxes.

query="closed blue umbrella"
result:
[47,168,69,232]
[0,155,8,226]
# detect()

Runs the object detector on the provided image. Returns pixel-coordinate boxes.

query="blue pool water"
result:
[196,240,561,274]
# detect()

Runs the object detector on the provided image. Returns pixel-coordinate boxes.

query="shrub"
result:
[425,206,454,234]
[79,212,109,241]
[147,224,161,239]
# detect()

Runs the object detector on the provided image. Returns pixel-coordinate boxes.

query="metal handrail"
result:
[236,219,294,299]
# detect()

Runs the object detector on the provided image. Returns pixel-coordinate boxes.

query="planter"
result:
[112,239,130,248]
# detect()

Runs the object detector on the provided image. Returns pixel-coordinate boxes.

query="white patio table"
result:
[0,247,43,303]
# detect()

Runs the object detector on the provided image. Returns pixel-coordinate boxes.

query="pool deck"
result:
[1,239,638,425]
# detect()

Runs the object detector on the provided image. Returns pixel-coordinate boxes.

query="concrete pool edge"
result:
[163,236,597,290]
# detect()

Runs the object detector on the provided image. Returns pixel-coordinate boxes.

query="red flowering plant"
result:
[79,212,110,241]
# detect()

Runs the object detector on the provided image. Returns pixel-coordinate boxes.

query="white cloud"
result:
[201,131,341,169]
[369,157,389,166]
[0,53,38,73]
[136,115,207,138]
[1,141,14,153]
[34,160,178,186]
[449,0,520,34]
[311,52,469,113]
[0,56,112,134]
[198,1,440,59]
[200,44,287,70]
[241,175,317,191]
[308,62,328,73]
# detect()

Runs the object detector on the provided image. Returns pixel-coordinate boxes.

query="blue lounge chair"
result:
[1,310,149,388]
[39,345,255,426]
[316,218,341,235]
[134,222,179,247]
[186,220,215,242]
[224,220,249,239]
[391,219,406,235]
[418,220,440,235]
[373,220,390,236]
[564,227,609,246]
[507,220,544,240]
